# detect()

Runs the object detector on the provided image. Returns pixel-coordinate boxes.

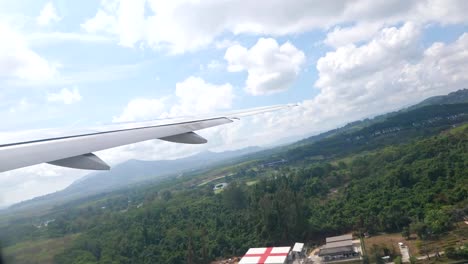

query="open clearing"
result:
[3,234,79,264]
[364,222,468,260]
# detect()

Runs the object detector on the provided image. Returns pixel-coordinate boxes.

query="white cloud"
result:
[47,87,82,104]
[225,38,305,95]
[81,0,145,47]
[324,22,383,47]
[215,39,239,50]
[0,164,85,207]
[113,76,234,122]
[113,97,167,122]
[2,22,467,205]
[171,76,234,115]
[108,76,234,161]
[0,23,58,81]
[312,22,468,121]
[81,9,118,34]
[37,2,61,26]
[28,32,112,45]
[81,0,468,53]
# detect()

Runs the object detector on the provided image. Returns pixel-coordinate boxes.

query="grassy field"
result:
[246,180,258,186]
[416,256,468,264]
[421,222,468,252]
[365,223,468,261]
[3,234,79,264]
[365,233,419,256]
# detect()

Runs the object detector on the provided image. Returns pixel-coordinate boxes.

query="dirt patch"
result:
[365,233,420,257]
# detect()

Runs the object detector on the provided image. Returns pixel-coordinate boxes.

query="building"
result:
[213,182,228,191]
[239,247,291,264]
[319,234,359,262]
[291,242,306,260]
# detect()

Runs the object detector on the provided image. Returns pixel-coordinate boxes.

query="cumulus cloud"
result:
[81,9,118,34]
[113,98,167,122]
[0,23,58,81]
[81,0,145,47]
[324,22,383,47]
[81,0,468,53]
[107,76,234,161]
[2,22,467,205]
[225,38,305,95]
[47,87,82,104]
[114,76,234,123]
[231,27,468,151]
[312,22,468,122]
[170,76,234,115]
[37,2,61,26]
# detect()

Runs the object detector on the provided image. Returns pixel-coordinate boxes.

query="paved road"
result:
[399,244,410,263]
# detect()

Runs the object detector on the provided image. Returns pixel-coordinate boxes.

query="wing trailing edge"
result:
[0,104,296,172]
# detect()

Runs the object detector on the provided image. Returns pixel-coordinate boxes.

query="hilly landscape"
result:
[0,90,467,264]
[2,147,262,217]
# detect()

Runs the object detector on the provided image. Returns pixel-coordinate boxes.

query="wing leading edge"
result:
[0,104,295,172]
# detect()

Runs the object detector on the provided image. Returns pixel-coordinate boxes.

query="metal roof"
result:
[319,245,355,256]
[326,234,353,243]
[292,243,304,252]
[324,240,353,249]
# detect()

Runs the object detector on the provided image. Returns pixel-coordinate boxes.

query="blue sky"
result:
[0,0,467,206]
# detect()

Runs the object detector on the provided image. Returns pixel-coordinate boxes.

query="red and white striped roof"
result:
[239,247,290,264]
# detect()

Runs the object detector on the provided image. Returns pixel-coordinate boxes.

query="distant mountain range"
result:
[3,88,468,215]
[4,146,261,214]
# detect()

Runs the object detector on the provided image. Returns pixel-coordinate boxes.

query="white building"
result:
[239,247,291,264]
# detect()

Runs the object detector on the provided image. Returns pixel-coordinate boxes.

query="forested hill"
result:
[279,103,467,162]
[409,88,468,109]
[27,124,467,264]
[294,88,468,147]
[1,92,467,263]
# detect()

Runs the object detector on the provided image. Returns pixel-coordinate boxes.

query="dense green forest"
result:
[2,124,463,264]
[1,101,467,264]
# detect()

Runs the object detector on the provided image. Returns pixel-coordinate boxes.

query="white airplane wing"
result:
[0,104,295,172]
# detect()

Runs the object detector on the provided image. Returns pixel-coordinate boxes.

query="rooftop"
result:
[239,247,290,264]
[323,240,353,249]
[292,242,304,252]
[319,245,355,256]
[326,234,353,243]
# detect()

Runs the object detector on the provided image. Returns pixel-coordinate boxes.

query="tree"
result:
[161,190,172,201]
[394,256,402,264]
[410,221,427,239]
[401,226,410,239]
[222,183,246,209]
[424,209,451,235]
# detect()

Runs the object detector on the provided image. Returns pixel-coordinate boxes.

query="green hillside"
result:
[1,121,465,263]
[1,94,467,263]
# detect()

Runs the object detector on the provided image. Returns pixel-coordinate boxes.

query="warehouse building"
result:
[319,234,360,262]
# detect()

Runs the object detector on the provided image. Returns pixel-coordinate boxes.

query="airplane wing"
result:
[0,104,295,172]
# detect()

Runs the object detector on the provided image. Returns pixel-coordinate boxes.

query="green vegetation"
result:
[3,234,79,264]
[1,103,467,263]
